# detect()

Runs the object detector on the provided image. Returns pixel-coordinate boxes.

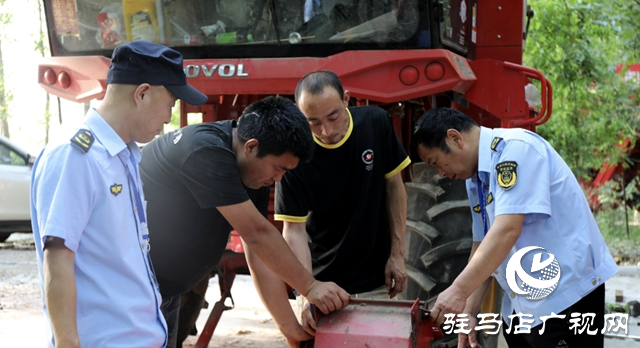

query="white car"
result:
[0,135,34,242]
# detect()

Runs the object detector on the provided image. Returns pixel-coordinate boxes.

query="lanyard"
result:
[476,173,489,236]
[119,151,147,226]
[119,150,159,290]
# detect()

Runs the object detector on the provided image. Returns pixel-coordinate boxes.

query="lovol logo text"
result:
[184,64,249,78]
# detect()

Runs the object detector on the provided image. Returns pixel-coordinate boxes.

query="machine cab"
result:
[43,0,474,59]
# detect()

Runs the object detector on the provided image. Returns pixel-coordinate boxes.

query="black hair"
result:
[237,96,315,162]
[294,70,344,102]
[412,107,478,154]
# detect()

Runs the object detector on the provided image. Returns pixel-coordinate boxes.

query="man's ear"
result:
[447,129,464,149]
[243,139,259,156]
[134,84,151,104]
[342,90,350,106]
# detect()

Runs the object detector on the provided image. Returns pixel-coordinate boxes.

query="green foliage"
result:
[165,103,204,134]
[525,0,640,251]
[167,103,181,131]
[594,201,640,264]
[524,0,640,179]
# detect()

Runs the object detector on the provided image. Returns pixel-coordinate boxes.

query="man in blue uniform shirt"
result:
[31,41,208,348]
[413,108,618,348]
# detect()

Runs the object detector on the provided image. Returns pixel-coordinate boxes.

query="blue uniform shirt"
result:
[31,109,167,347]
[466,127,618,328]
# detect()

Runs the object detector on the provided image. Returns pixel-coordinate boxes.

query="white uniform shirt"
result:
[466,127,618,328]
[31,109,167,347]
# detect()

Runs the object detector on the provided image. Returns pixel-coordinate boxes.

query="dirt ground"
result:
[0,233,289,348]
[2,232,639,347]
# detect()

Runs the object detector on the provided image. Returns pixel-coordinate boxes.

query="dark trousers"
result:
[160,276,210,348]
[160,294,181,348]
[503,283,605,348]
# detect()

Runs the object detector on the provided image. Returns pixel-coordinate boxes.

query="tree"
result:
[524,0,640,179]
[34,0,52,144]
[0,0,13,138]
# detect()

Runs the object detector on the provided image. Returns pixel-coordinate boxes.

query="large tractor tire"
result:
[400,162,475,347]
[402,162,472,302]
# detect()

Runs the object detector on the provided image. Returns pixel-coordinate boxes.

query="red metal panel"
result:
[464,59,529,123]
[314,299,442,348]
[183,50,476,104]
[38,56,111,103]
[475,0,524,49]
[38,50,479,105]
[474,47,523,65]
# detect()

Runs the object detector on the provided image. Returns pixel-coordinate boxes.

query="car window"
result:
[0,142,26,166]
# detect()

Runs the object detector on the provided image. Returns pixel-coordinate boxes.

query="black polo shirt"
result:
[275,106,410,294]
[140,121,268,297]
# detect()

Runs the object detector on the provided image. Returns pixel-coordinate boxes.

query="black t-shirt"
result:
[140,121,269,297]
[275,106,410,294]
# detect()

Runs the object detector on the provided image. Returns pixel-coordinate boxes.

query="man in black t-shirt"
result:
[249,71,410,345]
[140,96,350,348]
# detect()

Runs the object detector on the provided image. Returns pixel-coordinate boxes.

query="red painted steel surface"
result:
[181,50,477,103]
[314,299,443,348]
[38,56,110,103]
[474,0,524,64]
[464,60,529,124]
[38,50,480,105]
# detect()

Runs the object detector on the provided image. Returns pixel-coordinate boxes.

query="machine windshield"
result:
[45,0,422,55]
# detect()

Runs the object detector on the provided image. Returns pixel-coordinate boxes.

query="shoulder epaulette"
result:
[70,129,94,153]
[491,137,503,151]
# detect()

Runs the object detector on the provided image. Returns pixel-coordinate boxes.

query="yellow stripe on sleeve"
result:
[274,214,308,223]
[385,157,411,179]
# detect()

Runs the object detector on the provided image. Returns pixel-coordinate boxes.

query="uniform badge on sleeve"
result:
[110,184,123,196]
[70,129,94,153]
[496,161,517,190]
[491,137,503,151]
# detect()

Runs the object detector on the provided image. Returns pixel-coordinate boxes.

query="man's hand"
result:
[299,299,317,336]
[385,253,407,298]
[303,280,350,314]
[428,285,468,326]
[458,313,482,348]
[282,322,314,348]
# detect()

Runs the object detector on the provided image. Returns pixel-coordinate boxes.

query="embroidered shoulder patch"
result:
[496,161,517,190]
[70,129,94,153]
[491,137,503,151]
[473,204,481,213]
[110,184,123,196]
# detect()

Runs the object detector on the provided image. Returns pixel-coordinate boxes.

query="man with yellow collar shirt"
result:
[246,70,411,347]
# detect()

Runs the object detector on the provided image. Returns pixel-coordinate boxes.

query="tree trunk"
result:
[37,0,51,144]
[0,39,10,138]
